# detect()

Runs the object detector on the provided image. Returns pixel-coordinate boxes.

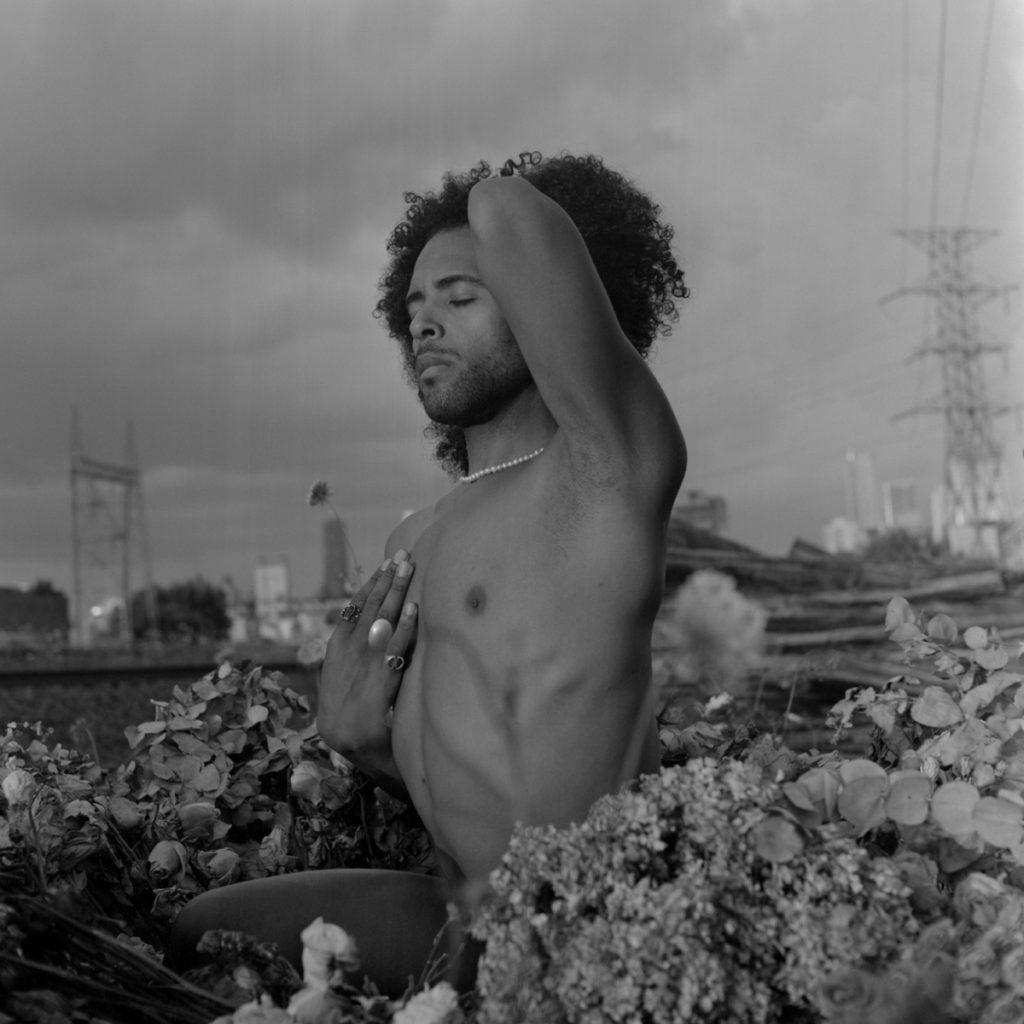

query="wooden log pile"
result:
[661,516,1024,702]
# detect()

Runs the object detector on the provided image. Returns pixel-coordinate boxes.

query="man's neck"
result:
[461,389,555,479]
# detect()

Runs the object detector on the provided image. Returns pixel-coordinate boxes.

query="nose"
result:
[409,303,441,346]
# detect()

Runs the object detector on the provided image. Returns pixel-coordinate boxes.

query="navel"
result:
[465,584,486,614]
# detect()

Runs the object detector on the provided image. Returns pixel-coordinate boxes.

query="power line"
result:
[928,0,949,230]
[960,0,996,225]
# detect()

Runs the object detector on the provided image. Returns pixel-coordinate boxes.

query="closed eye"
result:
[450,297,474,307]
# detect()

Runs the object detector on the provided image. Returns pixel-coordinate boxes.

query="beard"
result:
[416,347,534,428]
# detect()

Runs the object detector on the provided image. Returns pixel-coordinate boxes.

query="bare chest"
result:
[404,483,563,640]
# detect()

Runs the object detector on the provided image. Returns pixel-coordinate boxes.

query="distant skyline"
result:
[1,0,1022,604]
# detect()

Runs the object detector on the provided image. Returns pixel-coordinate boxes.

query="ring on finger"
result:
[367,617,394,650]
[340,604,361,623]
[385,654,405,672]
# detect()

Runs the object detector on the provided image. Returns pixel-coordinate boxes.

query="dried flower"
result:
[306,479,363,589]
[391,982,461,1024]
[198,848,241,887]
[307,480,331,507]
[298,917,360,990]
[818,967,887,1022]
[177,801,220,840]
[471,759,918,1023]
[660,569,766,698]
[2,767,35,807]
[290,761,323,803]
[147,838,188,884]
[210,994,294,1024]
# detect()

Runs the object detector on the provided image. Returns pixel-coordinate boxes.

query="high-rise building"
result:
[253,559,289,625]
[882,479,923,532]
[845,450,880,532]
[321,518,351,599]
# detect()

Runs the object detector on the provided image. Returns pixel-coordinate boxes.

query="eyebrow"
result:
[405,273,485,311]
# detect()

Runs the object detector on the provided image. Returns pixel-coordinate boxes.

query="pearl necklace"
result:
[459,446,545,484]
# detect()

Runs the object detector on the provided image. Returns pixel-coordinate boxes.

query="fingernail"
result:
[379,558,393,572]
[394,548,409,562]
[404,602,417,619]
[397,560,412,579]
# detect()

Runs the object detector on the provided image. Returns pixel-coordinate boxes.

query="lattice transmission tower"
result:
[70,409,156,646]
[889,228,1018,559]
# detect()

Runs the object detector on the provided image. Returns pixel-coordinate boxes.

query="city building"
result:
[321,518,351,599]
[822,516,868,555]
[253,559,290,640]
[882,479,924,532]
[845,450,880,532]
[673,490,728,535]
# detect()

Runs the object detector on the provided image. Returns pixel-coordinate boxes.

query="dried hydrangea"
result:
[471,758,918,1024]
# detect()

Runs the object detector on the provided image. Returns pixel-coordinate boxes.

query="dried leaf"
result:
[930,781,980,838]
[885,596,916,631]
[837,776,887,832]
[796,766,842,819]
[963,626,990,650]
[926,614,959,643]
[975,646,1009,672]
[911,687,964,729]
[246,705,270,726]
[781,782,817,813]
[838,759,888,784]
[973,796,1024,849]
[885,773,932,826]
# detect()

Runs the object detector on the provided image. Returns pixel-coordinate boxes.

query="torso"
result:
[388,439,667,883]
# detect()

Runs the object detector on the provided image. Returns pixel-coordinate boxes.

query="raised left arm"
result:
[467,175,685,498]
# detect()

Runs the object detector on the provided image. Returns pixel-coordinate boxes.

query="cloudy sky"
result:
[2,0,1022,607]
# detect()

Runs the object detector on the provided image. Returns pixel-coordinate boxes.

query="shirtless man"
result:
[169,152,686,991]
[317,151,687,884]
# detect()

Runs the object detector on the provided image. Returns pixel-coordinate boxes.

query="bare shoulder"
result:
[384,505,436,557]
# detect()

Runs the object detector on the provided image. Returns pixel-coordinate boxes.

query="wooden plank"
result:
[804,570,1005,606]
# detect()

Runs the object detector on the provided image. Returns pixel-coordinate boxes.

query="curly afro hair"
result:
[374,151,688,476]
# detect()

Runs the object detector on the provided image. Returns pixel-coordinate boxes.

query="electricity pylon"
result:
[887,228,1018,559]
[70,410,156,646]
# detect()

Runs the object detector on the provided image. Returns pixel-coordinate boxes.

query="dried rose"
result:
[1,768,35,807]
[177,801,220,839]
[290,761,322,802]
[105,795,142,831]
[147,839,188,883]
[197,848,241,887]
[953,872,1006,930]
[818,967,887,1022]
[299,917,360,990]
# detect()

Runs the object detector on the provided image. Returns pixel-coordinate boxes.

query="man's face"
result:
[404,227,532,427]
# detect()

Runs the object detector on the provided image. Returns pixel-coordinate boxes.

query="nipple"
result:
[465,585,486,614]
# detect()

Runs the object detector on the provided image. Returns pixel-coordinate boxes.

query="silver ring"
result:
[340,604,361,623]
[386,654,405,672]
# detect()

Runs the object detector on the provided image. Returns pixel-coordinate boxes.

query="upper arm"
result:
[468,176,684,494]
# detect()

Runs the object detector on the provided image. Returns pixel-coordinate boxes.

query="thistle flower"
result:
[306,479,363,589]
[307,480,331,507]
